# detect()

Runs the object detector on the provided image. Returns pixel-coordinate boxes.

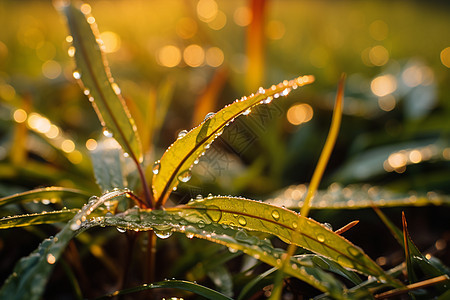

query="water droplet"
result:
[271,210,280,221]
[83,89,90,96]
[42,199,50,205]
[116,227,126,233]
[70,219,81,231]
[123,152,129,158]
[72,71,81,80]
[274,93,280,99]
[102,128,113,137]
[111,83,121,95]
[242,108,251,115]
[68,46,75,57]
[152,161,161,175]
[281,88,291,96]
[204,143,211,150]
[348,246,361,257]
[88,96,94,102]
[262,96,273,104]
[207,193,213,199]
[204,112,215,121]
[258,87,265,94]
[186,232,194,239]
[292,221,298,229]
[238,216,247,226]
[172,186,177,191]
[195,194,204,201]
[317,234,325,243]
[47,254,56,264]
[154,229,173,239]
[206,205,222,222]
[178,170,192,183]
[337,255,353,267]
[177,130,188,139]
[228,247,238,253]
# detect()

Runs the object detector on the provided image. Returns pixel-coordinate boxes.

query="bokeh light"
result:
[183,44,205,67]
[208,10,227,30]
[371,74,397,97]
[13,109,27,123]
[197,0,218,23]
[378,95,396,112]
[176,18,198,39]
[266,20,286,40]
[440,47,450,68]
[369,20,389,41]
[99,31,121,53]
[85,138,98,151]
[157,45,181,68]
[42,60,62,79]
[205,47,224,67]
[368,45,389,66]
[234,6,252,27]
[287,103,313,125]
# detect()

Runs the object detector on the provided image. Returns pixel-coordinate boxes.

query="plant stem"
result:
[135,161,154,209]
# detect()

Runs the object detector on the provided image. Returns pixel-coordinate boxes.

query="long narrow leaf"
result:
[0,189,128,300]
[99,207,349,298]
[0,209,79,229]
[152,75,314,207]
[182,196,395,284]
[0,187,89,207]
[60,2,142,163]
[96,280,233,300]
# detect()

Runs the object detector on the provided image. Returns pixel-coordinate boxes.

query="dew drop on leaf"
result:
[102,128,113,138]
[195,194,204,201]
[152,161,161,175]
[228,247,238,253]
[258,87,265,94]
[204,112,215,121]
[154,229,173,239]
[206,205,222,222]
[116,227,126,233]
[317,234,325,243]
[70,219,81,231]
[186,232,194,239]
[292,221,298,229]
[177,129,188,139]
[347,246,361,257]
[242,108,251,115]
[178,170,192,182]
[262,96,273,104]
[238,216,247,226]
[83,88,90,96]
[72,71,81,80]
[271,210,280,221]
[68,46,75,57]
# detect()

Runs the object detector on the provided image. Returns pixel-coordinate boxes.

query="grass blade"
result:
[0,209,79,229]
[60,2,142,164]
[90,137,127,192]
[99,207,349,298]
[153,75,314,207]
[0,187,89,207]
[96,280,233,300]
[183,196,394,283]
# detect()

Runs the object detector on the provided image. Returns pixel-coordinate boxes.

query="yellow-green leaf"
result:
[0,209,79,229]
[152,76,314,207]
[0,187,89,207]
[183,196,396,284]
[61,2,142,163]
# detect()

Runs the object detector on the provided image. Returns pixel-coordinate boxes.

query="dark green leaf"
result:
[0,187,89,207]
[0,209,79,229]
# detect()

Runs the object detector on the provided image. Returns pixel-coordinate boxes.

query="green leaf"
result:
[183,196,394,283]
[0,189,128,300]
[90,137,127,192]
[152,76,315,206]
[0,187,89,207]
[238,267,277,300]
[60,2,142,163]
[98,207,349,298]
[0,209,79,229]
[95,280,233,300]
[266,184,450,210]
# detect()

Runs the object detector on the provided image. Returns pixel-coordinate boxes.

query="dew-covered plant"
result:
[1,1,449,299]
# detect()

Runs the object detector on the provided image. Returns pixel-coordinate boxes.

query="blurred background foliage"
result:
[0,0,450,298]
